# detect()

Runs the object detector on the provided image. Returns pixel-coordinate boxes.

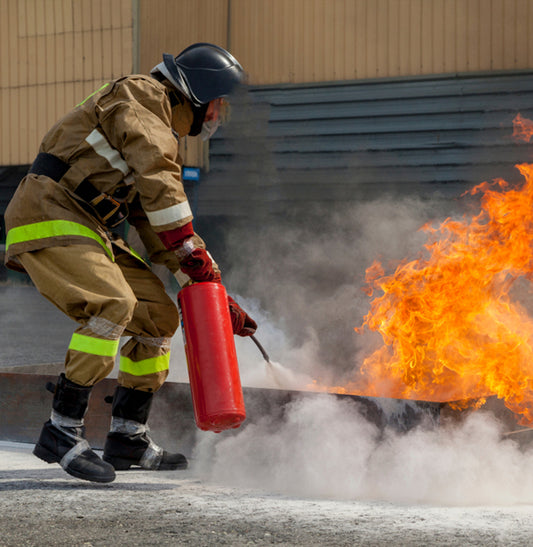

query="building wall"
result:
[203,72,533,217]
[136,0,533,168]
[139,0,533,84]
[0,0,133,166]
[2,0,533,167]
[138,0,230,167]
[138,0,229,68]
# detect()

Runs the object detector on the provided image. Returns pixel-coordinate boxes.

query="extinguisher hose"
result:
[250,335,285,389]
[250,335,271,364]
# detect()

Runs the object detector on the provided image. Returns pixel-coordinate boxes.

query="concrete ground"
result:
[2,440,533,547]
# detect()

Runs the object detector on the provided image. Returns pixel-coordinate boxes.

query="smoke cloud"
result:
[181,186,533,508]
[207,193,470,387]
[169,187,488,391]
[167,106,533,507]
[192,395,533,506]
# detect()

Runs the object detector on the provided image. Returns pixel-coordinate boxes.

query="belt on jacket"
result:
[29,152,128,228]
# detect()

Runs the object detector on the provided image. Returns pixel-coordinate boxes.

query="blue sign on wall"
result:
[183,167,200,182]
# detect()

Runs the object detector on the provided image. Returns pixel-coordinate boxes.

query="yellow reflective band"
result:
[128,246,148,266]
[69,333,120,357]
[6,220,113,261]
[119,353,171,376]
[76,82,110,107]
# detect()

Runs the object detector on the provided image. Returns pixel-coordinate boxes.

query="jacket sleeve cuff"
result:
[156,222,195,251]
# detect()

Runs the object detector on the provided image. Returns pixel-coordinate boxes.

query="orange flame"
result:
[512,113,533,143]
[352,115,533,424]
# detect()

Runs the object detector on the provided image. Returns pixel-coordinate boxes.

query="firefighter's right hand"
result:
[156,222,195,250]
[156,223,220,283]
[179,247,221,283]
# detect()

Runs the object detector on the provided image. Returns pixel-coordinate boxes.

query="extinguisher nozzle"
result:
[250,335,286,388]
[250,335,271,364]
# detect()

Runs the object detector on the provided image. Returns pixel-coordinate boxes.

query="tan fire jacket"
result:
[4,75,215,282]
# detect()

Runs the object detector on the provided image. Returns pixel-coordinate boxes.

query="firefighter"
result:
[4,43,257,483]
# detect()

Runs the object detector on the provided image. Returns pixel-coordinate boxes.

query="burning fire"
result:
[350,114,533,424]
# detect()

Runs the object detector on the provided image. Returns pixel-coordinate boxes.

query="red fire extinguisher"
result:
[178,282,246,432]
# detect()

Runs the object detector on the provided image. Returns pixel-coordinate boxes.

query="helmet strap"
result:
[169,89,184,108]
[189,103,209,137]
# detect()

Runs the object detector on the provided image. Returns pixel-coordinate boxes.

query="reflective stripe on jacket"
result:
[4,75,199,273]
[6,220,114,261]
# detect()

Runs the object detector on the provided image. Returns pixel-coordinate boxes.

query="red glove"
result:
[180,248,221,283]
[156,222,194,250]
[157,223,220,283]
[228,296,257,337]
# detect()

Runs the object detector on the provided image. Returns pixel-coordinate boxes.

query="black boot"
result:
[33,374,116,483]
[103,386,187,471]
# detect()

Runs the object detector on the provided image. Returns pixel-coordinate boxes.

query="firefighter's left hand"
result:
[228,296,257,336]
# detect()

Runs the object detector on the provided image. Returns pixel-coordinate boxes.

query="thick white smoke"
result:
[210,193,473,387]
[166,177,533,508]
[192,395,533,506]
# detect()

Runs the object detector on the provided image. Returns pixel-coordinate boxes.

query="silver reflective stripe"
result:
[139,441,164,470]
[175,238,195,259]
[60,439,91,470]
[109,417,163,469]
[133,336,172,351]
[109,416,147,435]
[145,202,192,227]
[51,410,83,429]
[88,316,125,340]
[86,129,130,175]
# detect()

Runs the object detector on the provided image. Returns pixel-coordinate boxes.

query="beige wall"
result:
[138,0,230,167]
[3,0,533,166]
[234,0,533,83]
[139,0,533,84]
[0,0,133,165]
[139,0,228,70]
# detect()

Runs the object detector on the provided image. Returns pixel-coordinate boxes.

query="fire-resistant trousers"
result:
[18,243,180,392]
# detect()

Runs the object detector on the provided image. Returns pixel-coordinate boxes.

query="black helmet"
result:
[151,42,244,107]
